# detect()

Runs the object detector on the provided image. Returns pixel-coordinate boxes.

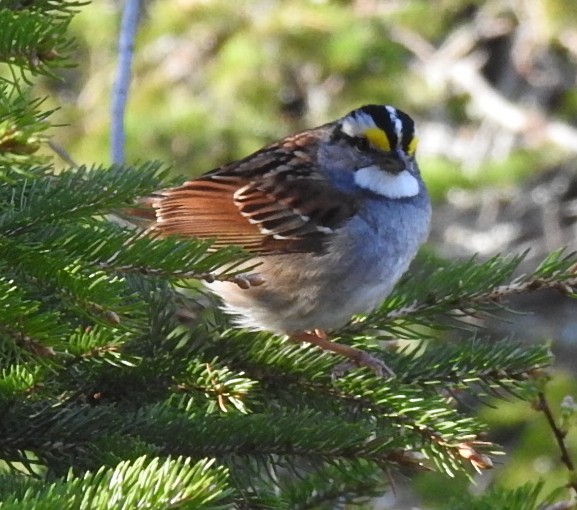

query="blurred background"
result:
[40,0,577,507]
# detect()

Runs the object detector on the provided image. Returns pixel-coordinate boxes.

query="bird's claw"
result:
[332,351,395,379]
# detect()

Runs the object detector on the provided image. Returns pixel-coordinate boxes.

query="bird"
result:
[142,104,431,376]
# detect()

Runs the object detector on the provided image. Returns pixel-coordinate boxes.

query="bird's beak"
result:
[379,149,409,174]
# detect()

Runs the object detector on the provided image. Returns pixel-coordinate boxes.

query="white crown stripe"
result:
[385,105,403,142]
[341,111,378,137]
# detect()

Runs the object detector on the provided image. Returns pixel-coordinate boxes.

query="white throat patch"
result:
[354,165,419,199]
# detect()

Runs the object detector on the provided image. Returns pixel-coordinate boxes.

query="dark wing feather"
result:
[150,132,358,254]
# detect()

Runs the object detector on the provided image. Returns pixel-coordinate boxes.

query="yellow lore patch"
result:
[364,127,418,156]
[407,136,419,156]
[364,128,391,152]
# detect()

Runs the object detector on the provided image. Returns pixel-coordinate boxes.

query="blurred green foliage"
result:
[46,0,577,195]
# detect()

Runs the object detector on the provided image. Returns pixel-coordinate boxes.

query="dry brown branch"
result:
[391,26,577,153]
[542,501,576,510]
[535,392,577,496]
[47,140,79,168]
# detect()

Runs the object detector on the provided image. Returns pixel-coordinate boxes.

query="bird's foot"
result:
[332,353,395,379]
[290,330,395,379]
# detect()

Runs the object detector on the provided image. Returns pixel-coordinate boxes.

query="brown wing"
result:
[150,132,358,254]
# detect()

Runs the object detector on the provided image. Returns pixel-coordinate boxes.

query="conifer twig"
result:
[312,381,495,473]
[535,391,577,494]
[99,263,265,289]
[384,275,577,321]
[111,0,141,165]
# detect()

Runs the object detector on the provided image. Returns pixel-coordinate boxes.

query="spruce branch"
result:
[50,221,259,287]
[191,338,494,475]
[0,84,53,164]
[64,326,141,369]
[0,5,80,81]
[1,240,144,332]
[327,373,496,475]
[1,163,167,234]
[172,360,257,414]
[135,406,402,464]
[0,277,69,361]
[0,456,231,510]
[345,250,577,338]
[105,263,265,289]
[193,330,551,475]
[199,326,551,404]
[277,459,385,509]
[384,274,577,323]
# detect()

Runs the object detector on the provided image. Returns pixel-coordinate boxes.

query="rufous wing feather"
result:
[151,178,277,252]
[143,132,359,254]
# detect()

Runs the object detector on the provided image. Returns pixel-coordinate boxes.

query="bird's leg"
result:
[289,330,395,378]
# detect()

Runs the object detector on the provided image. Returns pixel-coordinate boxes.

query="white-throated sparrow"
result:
[145,105,431,375]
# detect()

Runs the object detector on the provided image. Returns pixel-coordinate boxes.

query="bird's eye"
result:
[352,137,372,152]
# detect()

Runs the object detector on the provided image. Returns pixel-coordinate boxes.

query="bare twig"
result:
[542,501,576,510]
[111,0,142,165]
[447,59,577,151]
[535,392,577,495]
[47,140,79,168]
